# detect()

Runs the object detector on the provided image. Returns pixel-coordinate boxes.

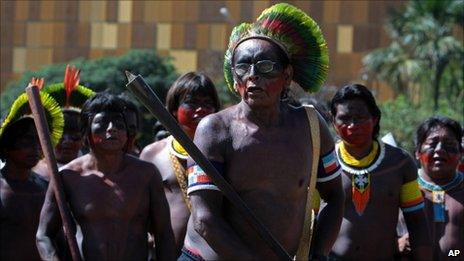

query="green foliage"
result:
[1,49,179,147]
[363,0,463,111]
[379,95,463,154]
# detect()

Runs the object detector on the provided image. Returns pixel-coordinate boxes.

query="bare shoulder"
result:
[59,154,91,175]
[383,143,417,180]
[140,137,169,161]
[195,108,233,142]
[384,143,415,163]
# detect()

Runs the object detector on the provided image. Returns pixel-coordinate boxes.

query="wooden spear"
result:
[125,71,292,260]
[26,85,82,261]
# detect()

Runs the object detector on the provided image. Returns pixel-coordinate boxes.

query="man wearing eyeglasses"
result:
[180,4,345,260]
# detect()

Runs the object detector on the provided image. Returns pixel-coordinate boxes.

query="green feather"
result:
[0,92,64,147]
[43,83,95,109]
[223,3,329,94]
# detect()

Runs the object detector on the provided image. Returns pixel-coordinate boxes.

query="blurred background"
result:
[1,0,462,153]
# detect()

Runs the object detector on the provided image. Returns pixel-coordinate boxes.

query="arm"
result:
[190,190,254,259]
[400,155,432,261]
[36,184,62,261]
[148,165,176,261]
[187,114,254,259]
[311,113,345,257]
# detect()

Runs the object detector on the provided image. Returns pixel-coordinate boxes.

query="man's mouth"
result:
[432,157,446,165]
[247,86,263,94]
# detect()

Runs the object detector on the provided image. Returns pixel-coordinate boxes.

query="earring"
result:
[234,82,238,92]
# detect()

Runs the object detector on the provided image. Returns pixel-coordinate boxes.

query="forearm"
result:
[36,232,59,261]
[194,216,254,259]
[155,228,177,261]
[405,212,432,261]
[311,196,344,256]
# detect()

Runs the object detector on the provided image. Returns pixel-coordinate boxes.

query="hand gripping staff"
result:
[26,85,82,261]
[125,71,292,260]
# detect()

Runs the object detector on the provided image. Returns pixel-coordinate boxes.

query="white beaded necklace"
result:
[335,139,386,175]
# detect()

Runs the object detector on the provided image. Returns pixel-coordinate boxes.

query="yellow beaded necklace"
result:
[339,141,379,168]
[172,138,188,158]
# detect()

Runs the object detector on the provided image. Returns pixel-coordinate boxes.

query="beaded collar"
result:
[418,169,463,192]
[336,139,386,176]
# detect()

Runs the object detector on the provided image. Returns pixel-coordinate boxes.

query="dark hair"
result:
[63,109,81,132]
[118,93,140,130]
[0,117,36,161]
[166,72,220,116]
[330,84,381,138]
[80,92,127,140]
[415,116,463,152]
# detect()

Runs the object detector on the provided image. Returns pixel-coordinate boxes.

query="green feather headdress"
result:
[0,90,64,147]
[42,65,95,110]
[224,3,329,94]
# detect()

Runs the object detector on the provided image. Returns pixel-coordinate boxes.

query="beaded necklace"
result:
[336,140,385,215]
[418,169,463,222]
[170,136,188,160]
[168,136,191,210]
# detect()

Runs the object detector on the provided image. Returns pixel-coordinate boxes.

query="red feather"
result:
[63,65,80,107]
[29,77,45,90]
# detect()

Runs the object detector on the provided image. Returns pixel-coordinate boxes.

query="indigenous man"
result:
[34,65,95,180]
[36,93,176,260]
[140,72,220,255]
[329,84,431,260]
[181,4,345,260]
[0,91,64,260]
[415,116,463,260]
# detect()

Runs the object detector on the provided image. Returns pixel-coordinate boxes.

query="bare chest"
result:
[0,179,46,224]
[153,146,185,190]
[226,122,312,195]
[62,172,149,222]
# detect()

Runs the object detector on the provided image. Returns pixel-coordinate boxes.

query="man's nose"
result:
[106,121,117,132]
[248,64,260,81]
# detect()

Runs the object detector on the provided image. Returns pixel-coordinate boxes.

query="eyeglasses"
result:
[233,60,281,77]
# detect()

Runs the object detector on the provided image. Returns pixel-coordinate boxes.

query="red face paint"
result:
[335,119,375,146]
[177,105,215,137]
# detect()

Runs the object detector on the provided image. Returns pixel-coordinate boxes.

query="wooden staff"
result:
[125,71,292,260]
[26,85,82,261]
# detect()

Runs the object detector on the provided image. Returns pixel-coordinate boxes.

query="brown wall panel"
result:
[307,1,324,24]
[171,24,185,49]
[106,0,118,22]
[240,1,253,21]
[14,1,29,22]
[13,22,27,46]
[54,1,78,22]
[131,1,144,23]
[1,22,14,47]
[199,1,226,22]
[196,24,210,50]
[340,1,368,25]
[40,1,55,21]
[353,25,380,52]
[77,23,91,47]
[131,23,157,49]
[1,47,13,77]
[184,23,197,49]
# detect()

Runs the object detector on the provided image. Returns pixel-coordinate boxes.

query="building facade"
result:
[1,0,404,99]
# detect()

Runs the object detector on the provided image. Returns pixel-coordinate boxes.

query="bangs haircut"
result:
[0,117,36,161]
[80,92,127,139]
[330,84,381,139]
[63,109,81,132]
[415,116,463,152]
[166,72,220,117]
